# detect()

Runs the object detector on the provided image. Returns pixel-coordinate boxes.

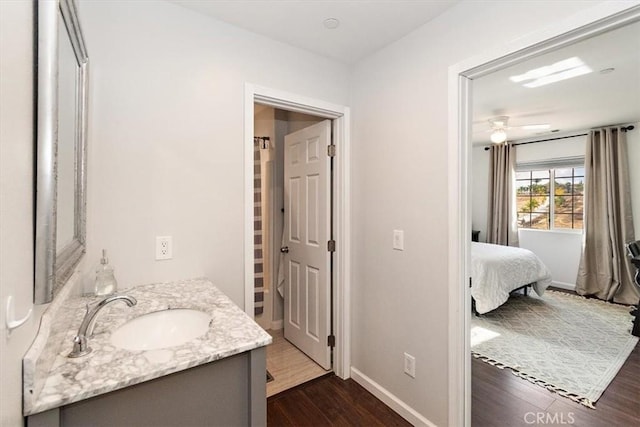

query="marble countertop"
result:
[23,278,272,416]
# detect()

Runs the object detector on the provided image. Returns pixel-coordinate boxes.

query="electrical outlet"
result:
[155,236,173,260]
[404,352,416,378]
[393,230,404,251]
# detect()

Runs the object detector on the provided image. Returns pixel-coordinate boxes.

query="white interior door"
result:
[283,120,332,370]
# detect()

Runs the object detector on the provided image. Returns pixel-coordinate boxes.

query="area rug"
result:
[471,290,638,408]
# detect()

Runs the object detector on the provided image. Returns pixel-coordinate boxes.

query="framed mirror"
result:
[35,0,89,304]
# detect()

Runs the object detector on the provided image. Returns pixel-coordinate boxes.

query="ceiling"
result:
[472,20,640,144]
[169,1,638,143]
[170,0,458,64]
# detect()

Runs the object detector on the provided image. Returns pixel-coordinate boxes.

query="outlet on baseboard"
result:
[155,236,173,260]
[404,352,416,378]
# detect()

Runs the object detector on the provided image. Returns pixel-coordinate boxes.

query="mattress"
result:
[471,242,552,314]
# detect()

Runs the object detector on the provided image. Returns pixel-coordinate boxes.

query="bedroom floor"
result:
[472,327,640,426]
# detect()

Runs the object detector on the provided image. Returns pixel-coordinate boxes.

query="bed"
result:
[471,242,552,314]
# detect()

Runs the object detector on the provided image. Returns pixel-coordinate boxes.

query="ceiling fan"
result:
[488,116,509,143]
[487,115,551,143]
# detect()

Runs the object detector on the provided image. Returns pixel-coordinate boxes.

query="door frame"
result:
[447,4,640,426]
[243,83,351,379]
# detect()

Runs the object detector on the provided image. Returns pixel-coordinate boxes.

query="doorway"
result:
[448,5,640,426]
[252,106,332,395]
[243,84,352,384]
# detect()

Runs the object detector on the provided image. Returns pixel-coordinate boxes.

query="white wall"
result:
[350,2,616,425]
[0,2,46,425]
[518,229,583,288]
[628,122,640,239]
[471,146,490,242]
[516,134,587,163]
[285,111,325,133]
[79,0,350,307]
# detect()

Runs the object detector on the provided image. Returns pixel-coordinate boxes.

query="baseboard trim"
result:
[350,367,437,427]
[551,281,576,291]
[270,319,283,330]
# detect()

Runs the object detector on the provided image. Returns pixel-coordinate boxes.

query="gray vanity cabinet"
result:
[27,347,266,427]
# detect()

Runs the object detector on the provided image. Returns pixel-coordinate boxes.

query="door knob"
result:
[280,246,289,253]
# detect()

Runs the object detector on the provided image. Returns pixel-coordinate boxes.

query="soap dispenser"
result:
[95,249,118,296]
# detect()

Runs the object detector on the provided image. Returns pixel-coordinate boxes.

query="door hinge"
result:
[327,334,336,348]
[327,144,336,157]
[327,240,336,252]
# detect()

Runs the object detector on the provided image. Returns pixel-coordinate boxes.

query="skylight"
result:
[522,124,551,130]
[509,57,592,88]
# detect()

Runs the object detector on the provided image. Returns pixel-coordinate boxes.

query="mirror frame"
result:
[35,0,89,304]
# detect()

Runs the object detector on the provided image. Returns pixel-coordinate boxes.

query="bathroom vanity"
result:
[23,278,272,426]
[27,3,271,425]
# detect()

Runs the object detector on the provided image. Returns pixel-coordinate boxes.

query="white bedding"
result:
[471,242,552,314]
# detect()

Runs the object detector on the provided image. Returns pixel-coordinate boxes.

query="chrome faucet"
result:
[68,294,137,358]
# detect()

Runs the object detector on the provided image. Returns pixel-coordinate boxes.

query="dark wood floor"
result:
[270,287,639,427]
[472,342,640,427]
[267,374,411,426]
[267,343,639,426]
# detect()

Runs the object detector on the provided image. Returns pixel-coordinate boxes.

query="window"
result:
[516,167,584,230]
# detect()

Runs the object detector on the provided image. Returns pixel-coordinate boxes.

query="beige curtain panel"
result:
[487,144,519,247]
[576,127,639,304]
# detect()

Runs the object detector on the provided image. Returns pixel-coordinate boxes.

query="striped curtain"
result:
[254,140,264,316]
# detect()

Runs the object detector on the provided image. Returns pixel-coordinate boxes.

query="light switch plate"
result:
[404,352,416,378]
[393,230,404,251]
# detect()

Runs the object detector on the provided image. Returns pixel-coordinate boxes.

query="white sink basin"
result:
[110,308,211,351]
